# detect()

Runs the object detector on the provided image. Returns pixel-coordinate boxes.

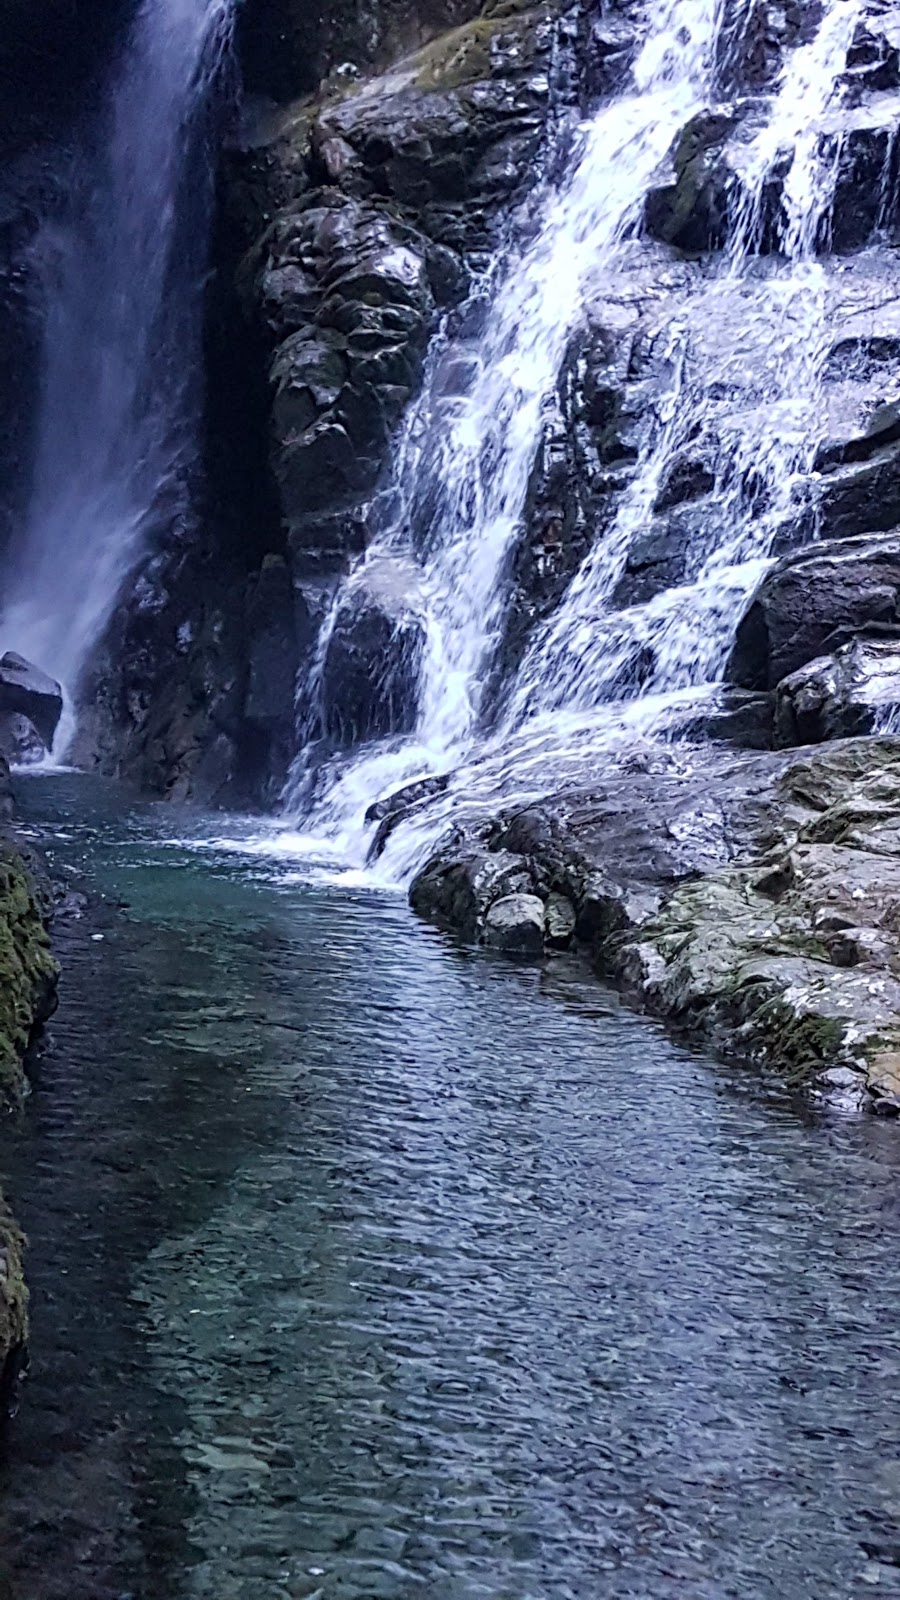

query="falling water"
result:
[507,0,864,725]
[277,0,868,882]
[0,0,233,747]
[282,0,729,847]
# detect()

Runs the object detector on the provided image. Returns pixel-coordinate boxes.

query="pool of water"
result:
[0,772,898,1599]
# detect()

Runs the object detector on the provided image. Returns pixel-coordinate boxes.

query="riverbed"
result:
[0,772,898,1599]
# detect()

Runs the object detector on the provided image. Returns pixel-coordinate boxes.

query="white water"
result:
[0,0,233,750]
[243,0,865,882]
[506,0,864,725]
[280,0,729,861]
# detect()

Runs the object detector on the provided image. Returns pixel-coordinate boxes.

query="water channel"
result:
[0,773,897,1598]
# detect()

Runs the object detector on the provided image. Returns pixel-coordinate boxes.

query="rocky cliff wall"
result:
[70,0,599,803]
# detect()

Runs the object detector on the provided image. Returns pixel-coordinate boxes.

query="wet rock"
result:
[483,891,546,954]
[410,844,534,939]
[237,0,483,102]
[643,107,741,254]
[409,738,900,1106]
[774,637,900,747]
[729,534,900,690]
[681,689,775,750]
[0,713,46,766]
[814,435,900,541]
[0,652,62,751]
[318,556,426,743]
[243,554,299,796]
[828,117,900,252]
[544,890,576,947]
[0,835,58,1099]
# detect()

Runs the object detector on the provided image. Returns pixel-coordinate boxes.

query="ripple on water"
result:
[0,775,899,1600]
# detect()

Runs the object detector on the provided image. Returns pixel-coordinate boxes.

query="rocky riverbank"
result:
[0,756,58,1404]
[408,735,900,1113]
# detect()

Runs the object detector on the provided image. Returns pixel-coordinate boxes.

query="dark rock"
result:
[410,844,535,938]
[730,534,900,690]
[483,891,545,953]
[318,556,426,743]
[237,0,483,102]
[0,713,46,766]
[544,889,576,947]
[774,636,900,746]
[643,107,740,254]
[0,652,62,750]
[409,738,900,1104]
[682,689,775,750]
[814,436,900,541]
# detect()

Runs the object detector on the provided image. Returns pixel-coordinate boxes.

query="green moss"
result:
[0,842,58,1101]
[0,1201,27,1393]
[412,4,550,89]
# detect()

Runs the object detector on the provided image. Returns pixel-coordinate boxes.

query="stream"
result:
[0,772,898,1598]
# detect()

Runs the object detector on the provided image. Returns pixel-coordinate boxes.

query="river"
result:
[0,772,898,1599]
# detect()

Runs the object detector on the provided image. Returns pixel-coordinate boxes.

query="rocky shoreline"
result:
[408,734,900,1114]
[0,756,58,1406]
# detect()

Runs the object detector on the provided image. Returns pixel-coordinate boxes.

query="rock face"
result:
[318,557,426,743]
[409,738,900,1110]
[218,0,593,752]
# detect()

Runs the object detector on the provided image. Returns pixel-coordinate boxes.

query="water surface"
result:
[0,772,899,1599]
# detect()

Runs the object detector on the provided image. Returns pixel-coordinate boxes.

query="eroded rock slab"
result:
[409,737,900,1108]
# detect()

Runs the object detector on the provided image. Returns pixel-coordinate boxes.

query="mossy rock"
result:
[0,840,58,1100]
[0,1199,27,1410]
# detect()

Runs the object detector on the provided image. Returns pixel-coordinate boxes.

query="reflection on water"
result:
[0,774,899,1599]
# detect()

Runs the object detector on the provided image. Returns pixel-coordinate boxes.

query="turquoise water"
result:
[0,772,899,1600]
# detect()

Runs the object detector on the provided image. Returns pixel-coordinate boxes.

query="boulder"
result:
[729,534,900,690]
[318,556,426,743]
[774,637,900,746]
[0,651,62,751]
[409,738,900,1106]
[483,892,546,954]
[544,890,576,947]
[410,844,535,939]
[643,107,739,254]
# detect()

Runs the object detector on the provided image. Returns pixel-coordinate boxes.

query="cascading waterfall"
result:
[282,0,729,854]
[0,0,233,750]
[506,0,863,726]
[277,0,870,884]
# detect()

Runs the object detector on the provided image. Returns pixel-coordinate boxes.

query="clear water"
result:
[0,0,233,747]
[2,772,900,1599]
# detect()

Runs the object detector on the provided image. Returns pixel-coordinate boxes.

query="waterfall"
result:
[0,0,233,750]
[506,0,863,727]
[281,0,729,857]
[271,0,867,885]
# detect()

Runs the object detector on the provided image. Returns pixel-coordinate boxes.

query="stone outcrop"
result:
[219,0,593,756]
[0,756,59,1404]
[409,737,900,1111]
[0,651,63,762]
